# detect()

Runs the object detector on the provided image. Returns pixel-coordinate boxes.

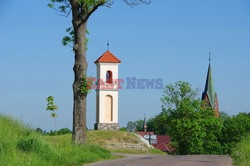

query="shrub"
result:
[17,138,42,153]
[57,128,72,135]
[231,134,250,166]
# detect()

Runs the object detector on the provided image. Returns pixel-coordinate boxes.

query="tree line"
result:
[126,81,250,155]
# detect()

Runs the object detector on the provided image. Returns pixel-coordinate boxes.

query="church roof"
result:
[202,62,216,109]
[95,51,121,63]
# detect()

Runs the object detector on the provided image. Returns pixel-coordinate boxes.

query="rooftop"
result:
[95,51,121,63]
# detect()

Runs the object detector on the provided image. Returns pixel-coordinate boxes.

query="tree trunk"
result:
[72,19,88,144]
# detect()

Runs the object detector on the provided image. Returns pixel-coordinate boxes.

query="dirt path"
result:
[85,154,233,166]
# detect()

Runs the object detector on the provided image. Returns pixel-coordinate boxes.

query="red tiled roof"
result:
[153,143,170,152]
[157,135,171,144]
[152,135,171,152]
[153,143,175,153]
[95,51,121,63]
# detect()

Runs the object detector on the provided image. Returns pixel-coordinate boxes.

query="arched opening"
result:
[104,95,113,122]
[106,70,113,84]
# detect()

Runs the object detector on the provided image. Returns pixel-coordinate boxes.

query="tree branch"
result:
[123,0,151,7]
[85,1,106,22]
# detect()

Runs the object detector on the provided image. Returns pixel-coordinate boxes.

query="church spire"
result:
[202,56,219,117]
[143,114,147,132]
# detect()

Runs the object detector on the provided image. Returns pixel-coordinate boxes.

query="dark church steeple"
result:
[143,114,147,132]
[202,57,219,117]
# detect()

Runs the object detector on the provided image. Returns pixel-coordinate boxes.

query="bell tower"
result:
[94,51,121,130]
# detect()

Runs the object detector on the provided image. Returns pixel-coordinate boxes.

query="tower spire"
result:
[143,114,147,132]
[202,56,219,117]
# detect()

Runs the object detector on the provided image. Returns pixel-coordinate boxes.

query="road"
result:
[86,154,233,166]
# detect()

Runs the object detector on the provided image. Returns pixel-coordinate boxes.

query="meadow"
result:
[0,115,111,166]
[0,114,162,166]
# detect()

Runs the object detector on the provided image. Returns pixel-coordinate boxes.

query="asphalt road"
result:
[86,154,233,166]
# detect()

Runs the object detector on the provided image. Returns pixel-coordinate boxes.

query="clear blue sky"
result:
[0,0,250,131]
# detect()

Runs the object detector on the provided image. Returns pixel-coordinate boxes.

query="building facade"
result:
[94,51,121,130]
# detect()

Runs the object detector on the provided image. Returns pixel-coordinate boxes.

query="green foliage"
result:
[36,128,46,135]
[220,112,250,154]
[46,96,58,112]
[147,111,169,135]
[35,128,72,136]
[219,111,230,121]
[126,120,144,132]
[119,127,128,131]
[62,27,90,51]
[0,115,111,166]
[161,81,197,112]
[57,128,72,135]
[48,128,72,136]
[131,81,249,155]
[80,75,94,94]
[231,134,250,166]
[46,96,59,131]
[160,81,223,155]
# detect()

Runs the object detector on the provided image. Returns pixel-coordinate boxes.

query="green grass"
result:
[44,130,165,155]
[0,115,111,166]
[231,134,250,166]
[86,130,164,155]
[0,114,164,166]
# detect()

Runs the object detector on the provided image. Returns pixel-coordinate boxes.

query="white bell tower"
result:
[94,51,121,130]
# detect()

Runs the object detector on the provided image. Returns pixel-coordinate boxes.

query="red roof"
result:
[95,51,121,63]
[153,143,174,153]
[157,135,171,144]
[136,132,154,137]
[153,135,172,153]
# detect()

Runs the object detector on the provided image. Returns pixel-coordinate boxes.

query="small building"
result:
[136,131,157,144]
[136,116,173,153]
[94,51,121,130]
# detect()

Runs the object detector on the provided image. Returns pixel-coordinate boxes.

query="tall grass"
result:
[0,115,111,166]
[231,134,250,166]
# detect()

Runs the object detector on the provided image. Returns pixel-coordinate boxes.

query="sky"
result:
[0,0,250,131]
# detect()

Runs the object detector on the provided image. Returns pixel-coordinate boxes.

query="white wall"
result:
[96,62,120,124]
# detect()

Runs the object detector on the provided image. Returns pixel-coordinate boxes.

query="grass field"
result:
[231,134,250,166]
[0,115,111,166]
[44,130,164,155]
[0,114,163,166]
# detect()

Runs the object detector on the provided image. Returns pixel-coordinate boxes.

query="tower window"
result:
[106,70,112,84]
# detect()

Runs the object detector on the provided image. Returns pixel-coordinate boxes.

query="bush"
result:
[231,134,250,166]
[220,112,250,154]
[57,128,72,135]
[17,138,42,153]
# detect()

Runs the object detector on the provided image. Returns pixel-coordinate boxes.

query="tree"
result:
[147,111,169,135]
[126,119,144,132]
[35,128,46,135]
[48,0,151,144]
[161,81,223,154]
[46,96,59,131]
[220,112,250,154]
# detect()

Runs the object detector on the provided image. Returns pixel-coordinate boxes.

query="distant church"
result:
[202,58,219,117]
[94,50,121,130]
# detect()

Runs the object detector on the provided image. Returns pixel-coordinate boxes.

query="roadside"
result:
[85,154,233,166]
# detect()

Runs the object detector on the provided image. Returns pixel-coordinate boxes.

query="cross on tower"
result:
[209,52,211,62]
[107,41,110,51]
